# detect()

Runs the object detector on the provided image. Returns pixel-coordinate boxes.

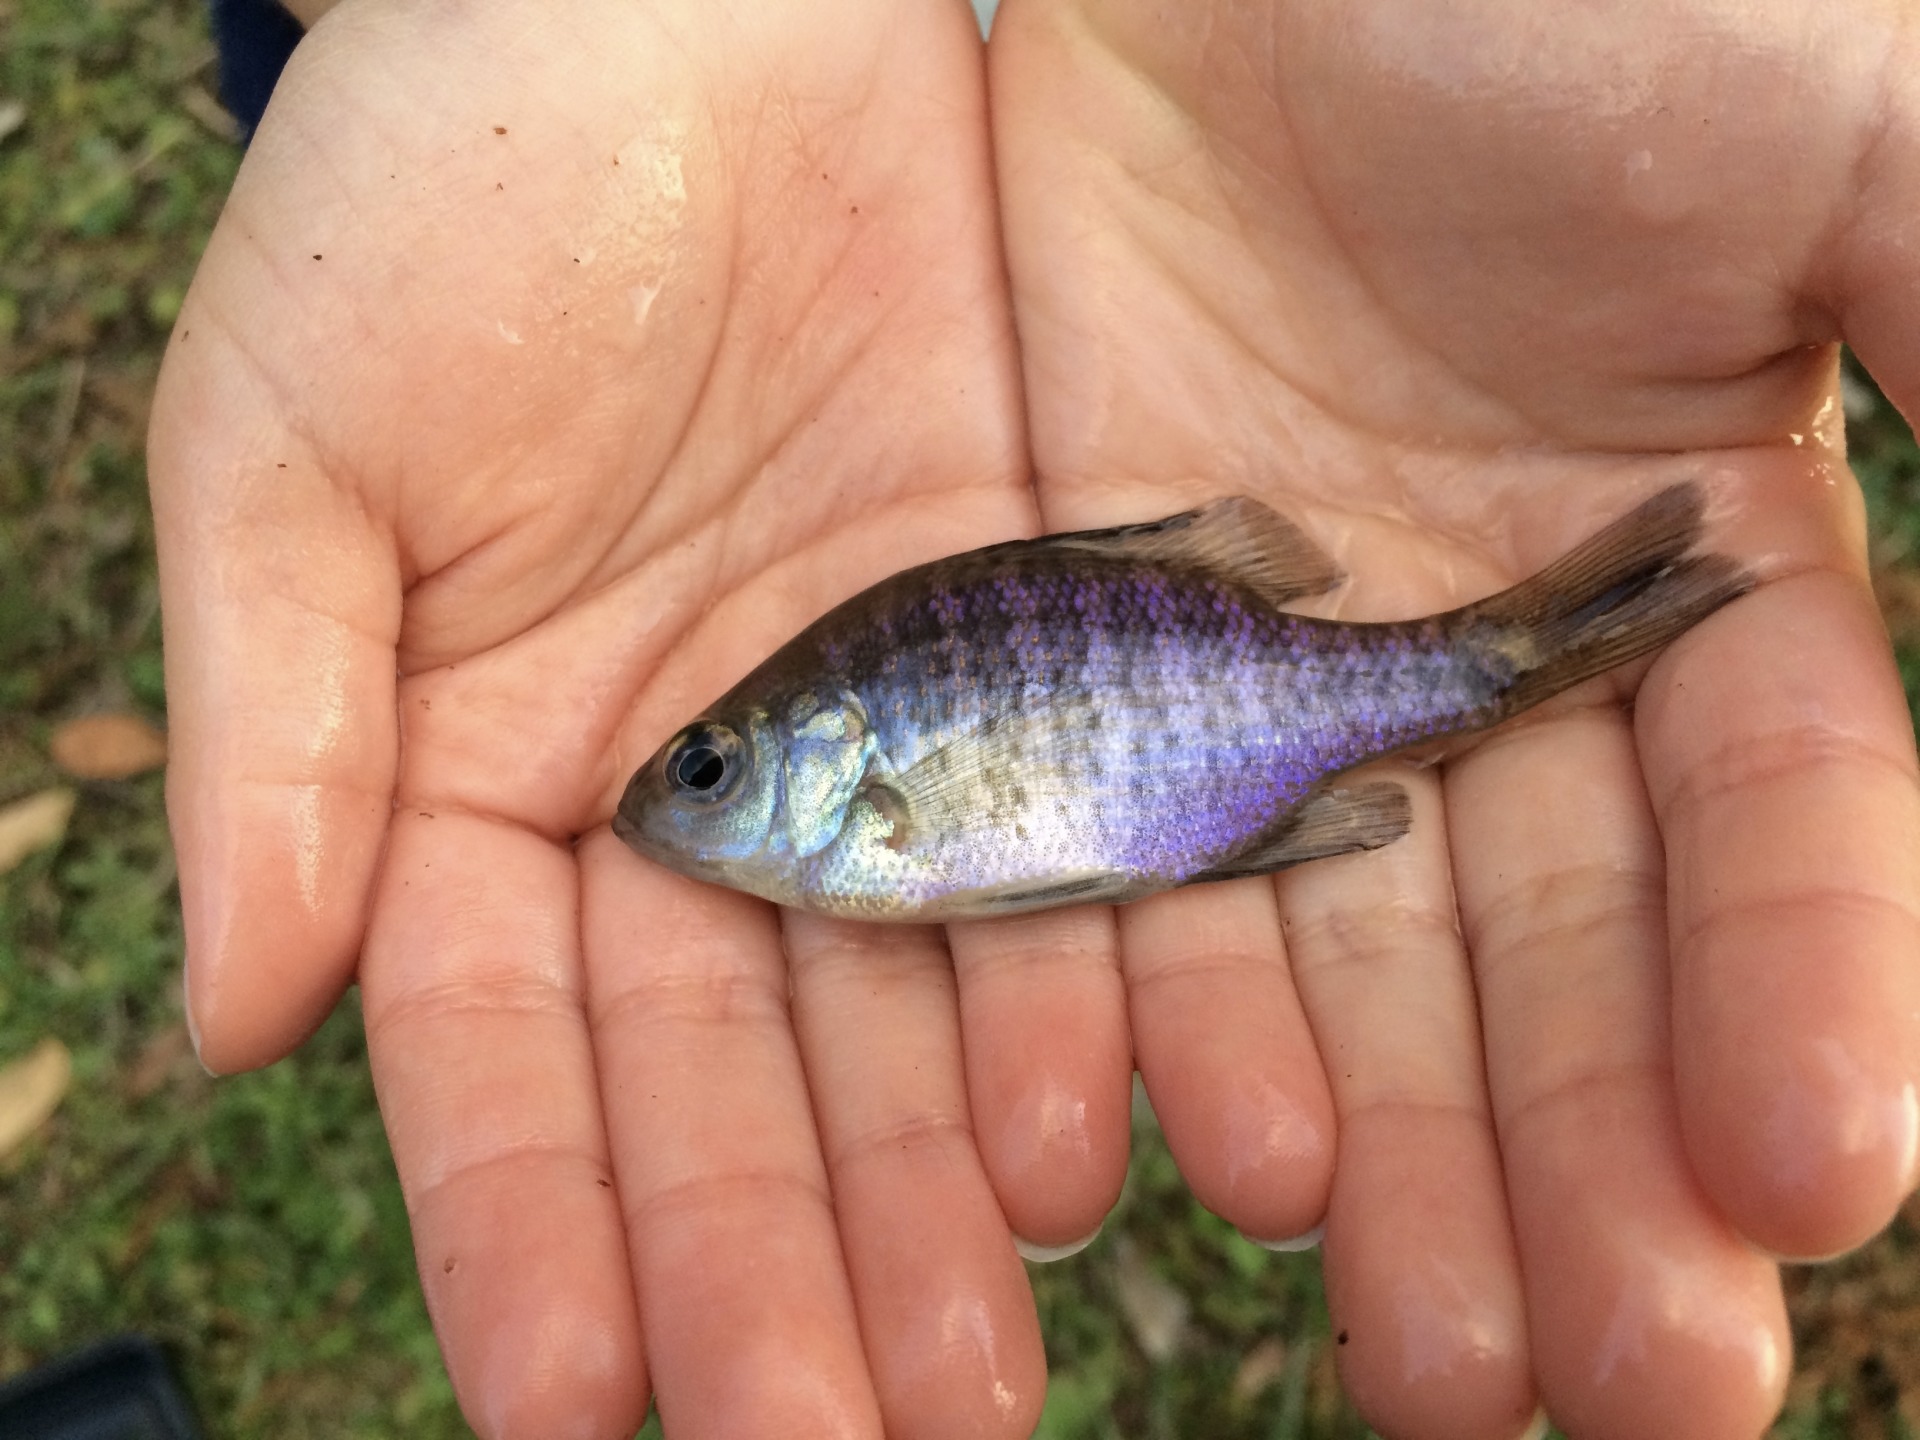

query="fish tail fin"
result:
[1463,483,1754,717]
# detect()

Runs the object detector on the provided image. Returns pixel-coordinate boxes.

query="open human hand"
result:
[149,2,1064,1435]
[986,1,1920,1437]
[149,0,1920,1438]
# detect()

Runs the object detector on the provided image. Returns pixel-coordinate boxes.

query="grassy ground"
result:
[2,0,1917,1436]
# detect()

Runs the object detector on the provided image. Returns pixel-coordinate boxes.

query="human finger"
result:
[1451,702,1789,1440]
[1663,10,1920,1255]
[786,913,1048,1440]
[578,830,884,1440]
[1117,877,1337,1246]
[946,908,1132,1255]
[360,811,647,1440]
[1642,566,1920,1258]
[1278,767,1539,1440]
[150,329,399,1075]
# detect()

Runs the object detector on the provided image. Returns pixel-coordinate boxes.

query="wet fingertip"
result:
[1240,1220,1323,1253]
[1013,1225,1102,1263]
[470,1319,650,1440]
[1697,1069,1920,1260]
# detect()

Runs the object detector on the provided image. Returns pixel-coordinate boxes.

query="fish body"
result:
[614,484,1749,919]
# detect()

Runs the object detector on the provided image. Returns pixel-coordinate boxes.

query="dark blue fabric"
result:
[206,2,996,135]
[207,0,303,138]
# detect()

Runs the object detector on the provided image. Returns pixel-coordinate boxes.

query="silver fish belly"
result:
[613,484,1750,919]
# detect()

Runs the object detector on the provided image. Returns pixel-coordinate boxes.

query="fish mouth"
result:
[607,787,711,872]
[607,807,686,871]
[609,762,659,852]
[610,806,638,846]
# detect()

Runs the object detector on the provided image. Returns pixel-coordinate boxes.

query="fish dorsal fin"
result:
[1040,497,1344,608]
[1185,781,1413,884]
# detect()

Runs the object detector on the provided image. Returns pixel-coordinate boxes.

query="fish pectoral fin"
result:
[934,869,1147,919]
[1041,495,1343,608]
[874,705,1084,847]
[1187,781,1413,883]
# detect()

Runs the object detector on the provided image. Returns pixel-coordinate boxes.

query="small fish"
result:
[614,483,1750,920]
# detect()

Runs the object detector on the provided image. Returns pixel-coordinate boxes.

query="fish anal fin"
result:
[1188,781,1413,884]
[1044,496,1343,608]
[931,869,1147,919]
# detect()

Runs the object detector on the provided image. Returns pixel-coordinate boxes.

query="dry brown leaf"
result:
[126,1022,193,1100]
[0,787,76,874]
[50,711,167,779]
[1875,565,1920,647]
[1232,1337,1290,1402]
[1110,1236,1190,1362]
[83,364,156,430]
[0,1038,73,1161]
[179,84,240,142]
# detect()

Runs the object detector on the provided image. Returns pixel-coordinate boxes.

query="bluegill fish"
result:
[613,483,1749,919]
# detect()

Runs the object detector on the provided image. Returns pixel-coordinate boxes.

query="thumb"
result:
[149,289,400,1074]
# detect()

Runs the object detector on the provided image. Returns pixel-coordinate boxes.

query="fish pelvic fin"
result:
[1039,496,1344,608]
[1461,482,1754,717]
[1185,781,1413,884]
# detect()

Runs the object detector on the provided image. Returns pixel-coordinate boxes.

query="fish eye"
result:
[665,724,744,802]
[675,746,725,790]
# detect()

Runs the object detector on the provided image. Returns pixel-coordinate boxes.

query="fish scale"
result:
[816,566,1494,889]
[614,484,1752,920]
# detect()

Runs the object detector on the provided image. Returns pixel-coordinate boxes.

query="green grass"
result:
[1029,1101,1367,1440]
[1852,355,1920,713]
[1,0,467,1431]
[2,0,1918,1436]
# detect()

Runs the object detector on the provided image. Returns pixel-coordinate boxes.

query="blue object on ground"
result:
[206,0,302,139]
[209,0,1004,143]
[0,1335,204,1440]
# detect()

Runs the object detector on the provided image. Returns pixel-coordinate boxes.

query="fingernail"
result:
[1755,1238,1853,1264]
[1013,1225,1102,1263]
[181,963,222,1078]
[1897,1081,1920,1191]
[1240,1221,1323,1253]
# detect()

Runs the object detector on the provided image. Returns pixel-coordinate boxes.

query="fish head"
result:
[613,705,784,889]
[613,688,880,906]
